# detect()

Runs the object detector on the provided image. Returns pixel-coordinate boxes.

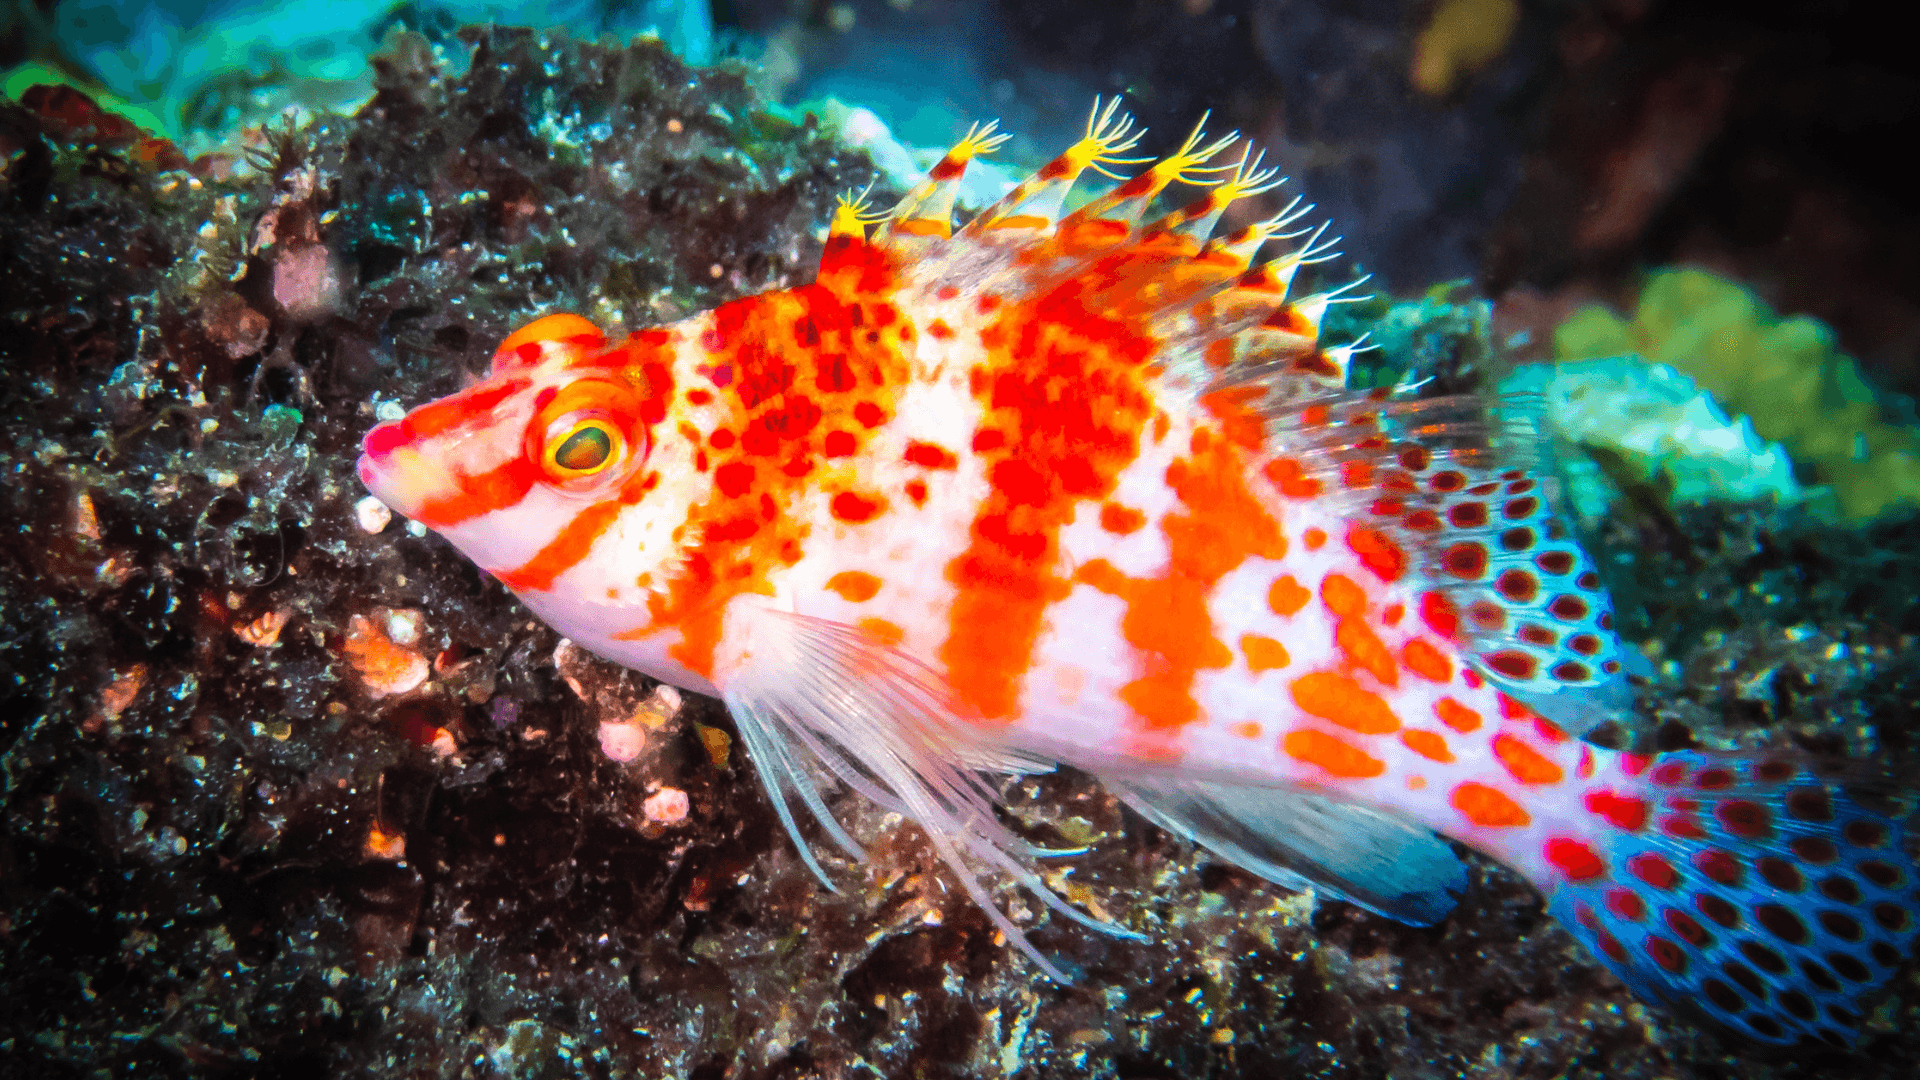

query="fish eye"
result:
[549,421,619,474]
[526,378,648,491]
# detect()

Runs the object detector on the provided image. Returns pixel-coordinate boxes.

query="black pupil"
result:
[555,425,612,470]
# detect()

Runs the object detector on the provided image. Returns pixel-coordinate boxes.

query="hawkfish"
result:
[357,100,1917,1047]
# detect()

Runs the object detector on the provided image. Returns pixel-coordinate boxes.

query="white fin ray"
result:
[723,610,1146,980]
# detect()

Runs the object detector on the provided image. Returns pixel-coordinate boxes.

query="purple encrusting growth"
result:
[1552,752,1919,1045]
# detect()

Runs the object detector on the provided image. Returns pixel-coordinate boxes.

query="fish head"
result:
[357,313,704,615]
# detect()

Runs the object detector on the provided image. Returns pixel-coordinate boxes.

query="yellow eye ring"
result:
[543,419,624,478]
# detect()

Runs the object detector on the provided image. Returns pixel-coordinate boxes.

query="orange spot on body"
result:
[1263,457,1321,498]
[1400,729,1455,763]
[825,571,882,602]
[1493,733,1565,785]
[1268,575,1310,616]
[1451,782,1531,828]
[1335,618,1399,687]
[905,479,928,506]
[1241,634,1290,672]
[1434,697,1481,732]
[1283,729,1386,778]
[1199,386,1268,450]
[1289,671,1401,734]
[1230,721,1262,738]
[1303,527,1327,550]
[858,617,904,646]
[1319,573,1367,617]
[1073,430,1289,733]
[1345,526,1407,581]
[1099,502,1146,534]
[1402,639,1452,683]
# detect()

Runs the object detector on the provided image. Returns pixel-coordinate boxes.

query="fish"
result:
[357,99,1917,1048]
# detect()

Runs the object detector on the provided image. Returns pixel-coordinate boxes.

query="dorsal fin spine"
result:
[962,96,1148,236]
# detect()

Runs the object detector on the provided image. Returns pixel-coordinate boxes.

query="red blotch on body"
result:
[1646,936,1688,974]
[1607,887,1646,920]
[1418,592,1460,640]
[1716,800,1772,838]
[714,461,756,498]
[1584,790,1649,831]
[1660,814,1707,840]
[1544,837,1606,881]
[832,491,885,523]
[904,441,958,469]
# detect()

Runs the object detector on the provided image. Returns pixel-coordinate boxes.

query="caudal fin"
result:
[1557,751,1917,1046]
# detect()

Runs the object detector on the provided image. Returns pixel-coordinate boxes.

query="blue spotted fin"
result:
[1557,752,1918,1047]
[1261,388,1631,734]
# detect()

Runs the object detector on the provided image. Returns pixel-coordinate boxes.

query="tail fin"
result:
[1558,751,1917,1047]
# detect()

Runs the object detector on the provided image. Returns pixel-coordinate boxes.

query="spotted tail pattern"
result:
[1553,753,1918,1046]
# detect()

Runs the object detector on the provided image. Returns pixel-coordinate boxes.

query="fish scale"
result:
[357,99,1918,1047]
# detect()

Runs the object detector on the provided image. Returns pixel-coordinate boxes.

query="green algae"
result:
[1555,268,1920,521]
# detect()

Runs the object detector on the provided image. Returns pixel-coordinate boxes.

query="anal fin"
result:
[1103,772,1467,925]
[722,610,1142,982]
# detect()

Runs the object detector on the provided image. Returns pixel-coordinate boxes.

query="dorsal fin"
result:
[817,95,1364,397]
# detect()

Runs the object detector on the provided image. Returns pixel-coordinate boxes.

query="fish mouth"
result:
[356,419,435,521]
[356,420,400,500]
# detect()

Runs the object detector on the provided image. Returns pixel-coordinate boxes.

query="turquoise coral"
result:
[1501,357,1816,519]
[1553,268,1920,520]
